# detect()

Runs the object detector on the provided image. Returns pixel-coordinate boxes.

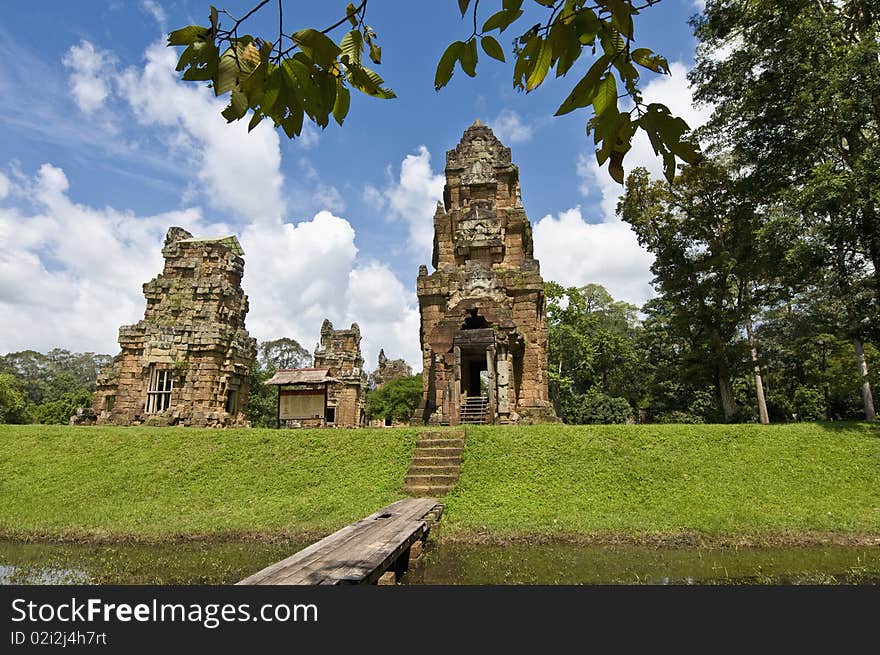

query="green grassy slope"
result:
[442,423,880,538]
[1,423,878,541]
[0,425,415,539]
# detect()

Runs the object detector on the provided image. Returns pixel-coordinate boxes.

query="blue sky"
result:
[0,0,708,370]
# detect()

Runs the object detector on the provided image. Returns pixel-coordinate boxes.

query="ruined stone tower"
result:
[312,320,366,427]
[92,227,257,427]
[413,121,556,425]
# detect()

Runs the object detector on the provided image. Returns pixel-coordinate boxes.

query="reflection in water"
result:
[0,540,309,585]
[403,542,880,585]
[2,539,878,585]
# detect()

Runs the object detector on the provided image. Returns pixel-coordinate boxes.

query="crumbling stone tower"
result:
[92,227,257,427]
[413,121,556,425]
[313,320,366,427]
[373,349,413,389]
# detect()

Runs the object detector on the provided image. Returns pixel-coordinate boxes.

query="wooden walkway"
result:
[237,498,442,585]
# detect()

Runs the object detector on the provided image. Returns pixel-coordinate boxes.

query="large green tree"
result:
[690,0,879,420]
[619,161,767,421]
[168,0,699,182]
[546,281,642,423]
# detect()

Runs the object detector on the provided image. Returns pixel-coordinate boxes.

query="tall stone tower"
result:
[92,227,257,427]
[413,121,556,425]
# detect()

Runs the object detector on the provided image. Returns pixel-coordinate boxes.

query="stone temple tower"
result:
[412,121,557,425]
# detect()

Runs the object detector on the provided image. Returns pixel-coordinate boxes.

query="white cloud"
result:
[141,0,167,29]
[6,38,422,373]
[489,109,534,144]
[344,262,421,370]
[64,39,286,223]
[533,206,654,308]
[62,41,116,113]
[1,166,423,371]
[0,164,227,354]
[581,61,713,222]
[370,146,444,259]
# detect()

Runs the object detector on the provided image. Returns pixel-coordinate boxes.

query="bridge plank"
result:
[238,497,438,585]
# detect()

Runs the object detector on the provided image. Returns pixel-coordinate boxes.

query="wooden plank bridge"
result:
[237,498,443,585]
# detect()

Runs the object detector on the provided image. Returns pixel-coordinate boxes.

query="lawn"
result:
[443,422,880,540]
[0,425,416,540]
[1,422,878,542]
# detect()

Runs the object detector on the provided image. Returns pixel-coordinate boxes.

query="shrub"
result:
[793,386,826,421]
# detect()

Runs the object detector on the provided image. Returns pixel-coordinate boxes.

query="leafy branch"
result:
[167,1,700,182]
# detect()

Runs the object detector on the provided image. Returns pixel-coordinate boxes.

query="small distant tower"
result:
[313,320,366,427]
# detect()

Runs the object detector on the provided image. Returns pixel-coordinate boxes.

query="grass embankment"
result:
[0,422,878,543]
[0,425,416,541]
[443,422,880,543]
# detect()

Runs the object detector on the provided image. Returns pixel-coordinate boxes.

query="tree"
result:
[168,0,700,182]
[619,161,768,422]
[258,337,311,370]
[690,0,879,420]
[545,281,642,422]
[364,374,423,424]
[0,373,28,424]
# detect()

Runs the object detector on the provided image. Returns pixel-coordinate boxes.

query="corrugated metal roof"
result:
[265,368,334,385]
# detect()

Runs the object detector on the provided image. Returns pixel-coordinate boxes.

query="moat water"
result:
[2,539,879,585]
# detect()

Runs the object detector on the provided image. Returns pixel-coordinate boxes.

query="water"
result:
[404,541,880,585]
[2,539,878,585]
[0,540,308,585]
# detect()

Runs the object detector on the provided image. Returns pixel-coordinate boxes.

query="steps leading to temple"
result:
[459,395,489,424]
[404,429,465,497]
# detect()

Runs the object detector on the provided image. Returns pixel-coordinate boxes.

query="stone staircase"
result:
[459,395,489,424]
[404,429,465,497]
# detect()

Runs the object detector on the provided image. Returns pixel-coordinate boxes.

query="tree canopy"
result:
[168,0,700,183]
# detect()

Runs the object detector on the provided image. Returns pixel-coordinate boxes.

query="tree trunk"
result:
[852,336,877,422]
[718,373,737,422]
[745,316,769,424]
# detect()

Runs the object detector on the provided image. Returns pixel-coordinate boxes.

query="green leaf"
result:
[347,64,396,99]
[554,54,611,116]
[247,110,263,132]
[604,0,634,39]
[435,41,464,90]
[221,89,248,122]
[458,0,470,17]
[369,43,382,65]
[526,38,552,91]
[333,81,350,125]
[340,29,363,67]
[168,25,211,46]
[592,73,618,116]
[482,8,524,33]
[459,39,478,77]
[345,2,358,27]
[291,29,342,69]
[481,35,505,62]
[214,41,261,96]
[631,48,670,75]
[513,35,540,90]
[280,106,304,138]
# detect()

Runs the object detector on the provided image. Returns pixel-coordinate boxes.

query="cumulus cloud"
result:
[489,109,534,144]
[344,262,421,369]
[368,146,444,259]
[141,0,167,29]
[0,39,425,371]
[580,61,713,222]
[62,41,116,113]
[0,164,227,353]
[533,206,654,308]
